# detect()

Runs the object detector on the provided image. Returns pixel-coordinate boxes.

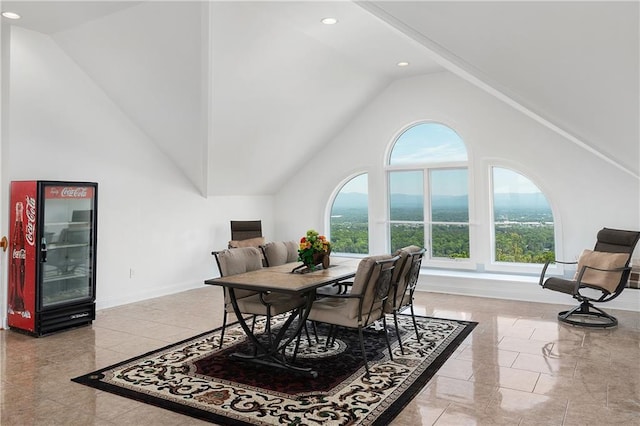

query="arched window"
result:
[388,123,470,259]
[329,174,368,254]
[491,167,555,264]
[389,122,467,165]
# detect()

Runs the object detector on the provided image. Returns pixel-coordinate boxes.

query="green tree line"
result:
[331,209,555,263]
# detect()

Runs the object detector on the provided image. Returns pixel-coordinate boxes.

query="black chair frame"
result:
[539,227,640,328]
[301,256,399,378]
[390,248,426,354]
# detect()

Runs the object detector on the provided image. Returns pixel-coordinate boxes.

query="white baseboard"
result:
[94,271,639,315]
[416,270,640,312]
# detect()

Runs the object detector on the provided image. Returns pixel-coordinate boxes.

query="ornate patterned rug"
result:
[72,314,476,425]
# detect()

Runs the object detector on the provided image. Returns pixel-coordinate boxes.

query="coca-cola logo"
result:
[12,248,25,259]
[25,196,36,247]
[61,187,88,198]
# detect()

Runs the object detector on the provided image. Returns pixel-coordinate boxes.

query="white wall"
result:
[4,25,638,318]
[51,1,208,196]
[4,27,273,317]
[275,72,640,308]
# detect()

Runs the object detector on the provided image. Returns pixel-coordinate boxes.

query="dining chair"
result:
[384,246,426,354]
[305,254,400,377]
[261,240,299,267]
[230,220,263,241]
[212,247,305,348]
[227,221,267,264]
[262,240,341,295]
[261,240,320,345]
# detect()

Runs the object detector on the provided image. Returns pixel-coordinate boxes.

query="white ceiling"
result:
[2,1,638,196]
[1,1,141,34]
[365,1,639,179]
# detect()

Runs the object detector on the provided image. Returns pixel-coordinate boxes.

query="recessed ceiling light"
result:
[2,11,21,20]
[397,61,410,67]
[321,17,338,25]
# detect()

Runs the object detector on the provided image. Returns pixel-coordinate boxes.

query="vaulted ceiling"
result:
[3,1,638,196]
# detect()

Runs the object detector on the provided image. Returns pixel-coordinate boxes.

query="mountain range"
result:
[333,192,551,211]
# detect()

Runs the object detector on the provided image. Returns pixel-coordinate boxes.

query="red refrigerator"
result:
[8,181,98,336]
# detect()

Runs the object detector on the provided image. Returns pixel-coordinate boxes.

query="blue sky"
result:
[390,123,468,165]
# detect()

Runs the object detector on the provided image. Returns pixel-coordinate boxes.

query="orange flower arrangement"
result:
[298,229,331,269]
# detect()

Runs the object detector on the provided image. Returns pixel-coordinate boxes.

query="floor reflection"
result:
[0,287,638,425]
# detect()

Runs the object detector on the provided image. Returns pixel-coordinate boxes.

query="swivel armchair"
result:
[540,227,640,328]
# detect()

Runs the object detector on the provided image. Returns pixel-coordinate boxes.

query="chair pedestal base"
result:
[558,301,618,328]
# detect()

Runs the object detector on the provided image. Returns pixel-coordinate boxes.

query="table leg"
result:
[227,287,318,378]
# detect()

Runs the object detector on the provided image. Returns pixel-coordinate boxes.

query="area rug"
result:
[72,314,476,425]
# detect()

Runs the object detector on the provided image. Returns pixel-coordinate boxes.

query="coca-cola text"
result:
[25,196,36,247]
[45,186,93,199]
[61,187,88,198]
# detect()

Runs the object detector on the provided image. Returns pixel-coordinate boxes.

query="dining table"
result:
[204,257,360,378]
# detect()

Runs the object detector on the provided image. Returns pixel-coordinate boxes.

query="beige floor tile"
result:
[437,358,474,380]
[434,403,523,426]
[422,376,498,409]
[455,344,519,368]
[487,387,568,425]
[389,397,449,426]
[1,288,638,425]
[511,352,578,377]
[471,366,540,392]
[498,335,555,356]
[564,400,640,425]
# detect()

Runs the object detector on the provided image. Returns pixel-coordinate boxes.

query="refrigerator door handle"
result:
[40,237,47,263]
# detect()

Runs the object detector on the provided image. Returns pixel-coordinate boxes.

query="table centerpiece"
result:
[293,229,331,273]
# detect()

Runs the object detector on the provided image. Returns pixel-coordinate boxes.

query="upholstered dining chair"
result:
[385,246,426,354]
[305,254,400,377]
[212,247,305,348]
[261,240,299,267]
[261,240,317,345]
[230,220,262,241]
[540,227,640,328]
[228,221,266,265]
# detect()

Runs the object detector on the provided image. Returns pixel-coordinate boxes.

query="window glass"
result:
[330,174,368,254]
[492,167,555,263]
[390,223,425,253]
[431,169,468,222]
[431,168,470,258]
[431,224,470,258]
[388,123,470,260]
[389,171,424,252]
[390,123,467,165]
[389,171,423,221]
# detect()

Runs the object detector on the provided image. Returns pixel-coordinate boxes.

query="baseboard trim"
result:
[415,270,640,312]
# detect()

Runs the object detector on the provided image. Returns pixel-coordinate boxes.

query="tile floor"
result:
[1,287,639,425]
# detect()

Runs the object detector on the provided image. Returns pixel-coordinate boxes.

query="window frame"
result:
[487,164,563,275]
[386,121,475,270]
[325,171,370,257]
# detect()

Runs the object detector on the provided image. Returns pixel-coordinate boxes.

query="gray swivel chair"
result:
[540,227,640,328]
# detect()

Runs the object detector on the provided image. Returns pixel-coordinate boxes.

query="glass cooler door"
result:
[40,184,96,309]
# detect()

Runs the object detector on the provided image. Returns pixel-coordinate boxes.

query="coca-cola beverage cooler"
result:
[8,181,98,336]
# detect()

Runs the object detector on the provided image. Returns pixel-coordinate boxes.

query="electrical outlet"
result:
[129,268,135,278]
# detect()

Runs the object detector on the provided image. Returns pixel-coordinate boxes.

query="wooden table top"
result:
[204,258,360,294]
